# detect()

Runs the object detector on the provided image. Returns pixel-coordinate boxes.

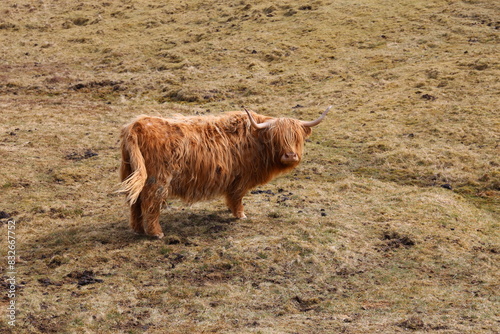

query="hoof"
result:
[237,213,247,219]
[144,232,164,239]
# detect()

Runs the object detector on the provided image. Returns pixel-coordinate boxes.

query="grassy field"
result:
[1,0,499,333]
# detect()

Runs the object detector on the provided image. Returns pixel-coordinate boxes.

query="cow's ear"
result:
[303,126,312,137]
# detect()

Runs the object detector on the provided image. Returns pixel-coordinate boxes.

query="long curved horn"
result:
[244,107,272,129]
[301,105,332,127]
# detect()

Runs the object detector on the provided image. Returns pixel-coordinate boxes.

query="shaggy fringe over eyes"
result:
[266,118,308,158]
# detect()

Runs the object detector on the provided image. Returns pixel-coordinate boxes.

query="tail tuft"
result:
[119,169,147,205]
[118,123,147,205]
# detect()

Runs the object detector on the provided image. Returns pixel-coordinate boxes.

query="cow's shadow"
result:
[34,208,238,253]
[157,209,239,241]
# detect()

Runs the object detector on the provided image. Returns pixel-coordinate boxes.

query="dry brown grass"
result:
[1,0,499,333]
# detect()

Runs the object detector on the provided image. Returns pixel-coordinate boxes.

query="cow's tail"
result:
[118,125,147,206]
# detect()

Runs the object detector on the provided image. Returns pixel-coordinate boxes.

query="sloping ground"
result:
[0,0,498,333]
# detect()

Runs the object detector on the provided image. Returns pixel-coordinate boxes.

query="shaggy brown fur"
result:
[119,110,316,238]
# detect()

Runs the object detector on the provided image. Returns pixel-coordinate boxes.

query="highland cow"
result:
[119,106,331,238]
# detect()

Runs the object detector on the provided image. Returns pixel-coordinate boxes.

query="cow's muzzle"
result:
[281,152,300,164]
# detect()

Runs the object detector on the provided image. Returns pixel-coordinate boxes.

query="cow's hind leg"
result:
[123,157,146,235]
[121,151,145,234]
[140,184,165,239]
[129,198,145,235]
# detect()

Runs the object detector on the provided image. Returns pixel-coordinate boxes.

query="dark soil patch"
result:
[0,211,11,219]
[378,231,415,251]
[397,316,425,330]
[66,270,103,286]
[65,149,98,161]
[70,80,124,91]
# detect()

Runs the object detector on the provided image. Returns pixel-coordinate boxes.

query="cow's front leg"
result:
[225,193,247,219]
